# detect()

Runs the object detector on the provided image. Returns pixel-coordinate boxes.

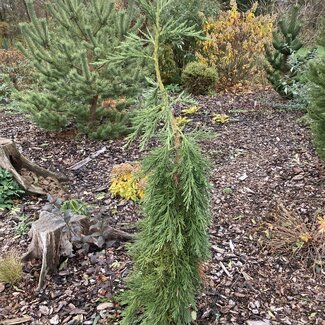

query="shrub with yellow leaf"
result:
[175,116,191,127]
[181,106,200,115]
[109,163,146,201]
[197,0,274,89]
[212,113,230,124]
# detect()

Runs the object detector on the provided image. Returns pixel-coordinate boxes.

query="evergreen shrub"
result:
[163,0,220,76]
[17,0,145,139]
[181,61,218,95]
[264,6,314,98]
[307,21,325,160]
[159,44,179,84]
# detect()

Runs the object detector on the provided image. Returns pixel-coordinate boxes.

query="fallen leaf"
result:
[49,315,60,325]
[238,173,248,181]
[96,302,114,311]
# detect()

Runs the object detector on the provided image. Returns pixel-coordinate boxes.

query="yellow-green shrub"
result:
[0,251,23,285]
[197,0,274,89]
[212,113,230,124]
[181,61,218,95]
[109,163,146,201]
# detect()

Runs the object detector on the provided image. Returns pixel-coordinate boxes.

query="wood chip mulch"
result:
[0,90,324,325]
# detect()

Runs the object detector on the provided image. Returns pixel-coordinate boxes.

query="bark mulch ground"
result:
[0,90,324,325]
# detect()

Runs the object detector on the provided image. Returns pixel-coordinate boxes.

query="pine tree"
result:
[106,0,212,323]
[17,0,145,139]
[264,5,304,98]
[308,21,325,160]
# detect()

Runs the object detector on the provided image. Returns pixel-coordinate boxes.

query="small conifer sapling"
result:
[18,0,145,139]
[106,0,212,323]
[264,6,305,98]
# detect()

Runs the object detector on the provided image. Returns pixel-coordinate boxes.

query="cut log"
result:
[0,138,67,195]
[23,211,134,290]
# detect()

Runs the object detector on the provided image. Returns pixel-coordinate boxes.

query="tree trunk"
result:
[0,138,67,195]
[90,94,99,126]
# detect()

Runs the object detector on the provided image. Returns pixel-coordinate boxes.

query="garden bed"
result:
[0,90,324,325]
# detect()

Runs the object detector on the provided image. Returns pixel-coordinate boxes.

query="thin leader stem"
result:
[152,7,181,183]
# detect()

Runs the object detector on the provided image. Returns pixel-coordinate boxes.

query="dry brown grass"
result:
[267,202,325,271]
[0,251,23,285]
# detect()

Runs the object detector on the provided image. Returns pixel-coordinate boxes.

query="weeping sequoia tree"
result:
[17,0,145,139]
[101,0,212,323]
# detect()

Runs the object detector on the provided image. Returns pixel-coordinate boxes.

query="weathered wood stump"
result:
[0,138,67,195]
[23,211,134,290]
[22,211,69,290]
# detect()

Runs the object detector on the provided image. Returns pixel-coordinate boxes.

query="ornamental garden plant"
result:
[17,0,145,139]
[198,0,274,89]
[104,0,212,323]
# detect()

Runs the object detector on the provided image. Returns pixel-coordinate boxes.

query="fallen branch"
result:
[0,316,32,325]
[68,147,107,171]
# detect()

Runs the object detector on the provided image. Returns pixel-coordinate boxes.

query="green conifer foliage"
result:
[18,0,144,139]
[159,0,219,83]
[107,0,211,323]
[264,6,304,98]
[308,21,325,160]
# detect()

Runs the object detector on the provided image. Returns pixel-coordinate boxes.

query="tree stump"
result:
[23,211,134,290]
[0,138,67,195]
[22,211,68,290]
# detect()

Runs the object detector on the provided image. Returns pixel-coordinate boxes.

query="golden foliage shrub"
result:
[109,163,146,201]
[197,0,274,89]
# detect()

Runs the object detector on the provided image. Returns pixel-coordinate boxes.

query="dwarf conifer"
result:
[18,0,145,139]
[264,6,304,98]
[308,21,325,160]
[105,0,212,323]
